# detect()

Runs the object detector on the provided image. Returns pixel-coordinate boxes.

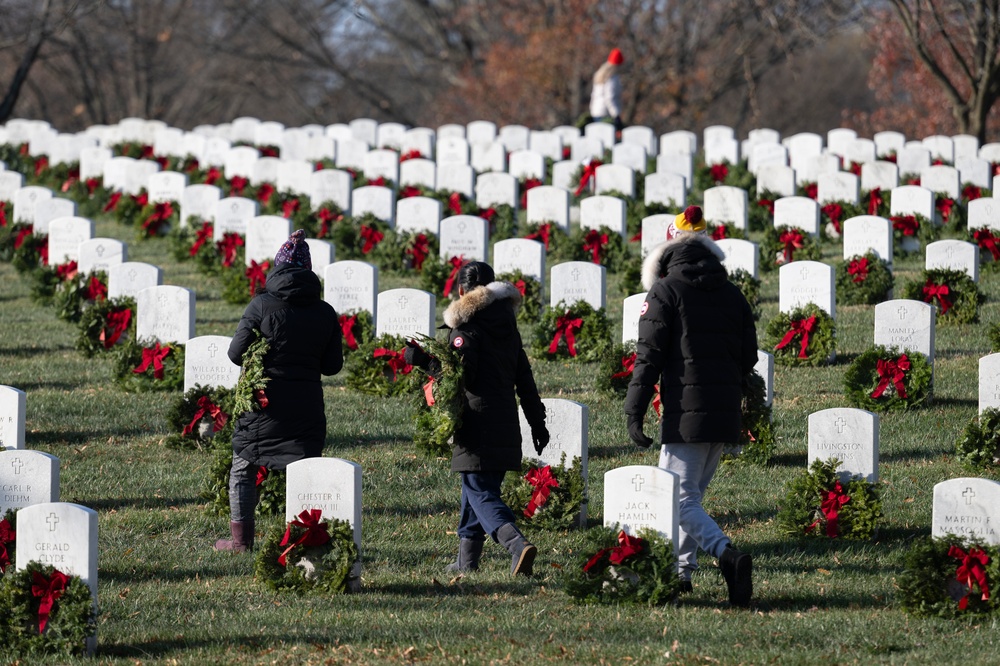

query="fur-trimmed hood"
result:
[443,281,523,328]
[641,233,726,291]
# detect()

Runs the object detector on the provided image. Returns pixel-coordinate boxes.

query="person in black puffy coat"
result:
[405,261,549,576]
[215,230,343,552]
[624,206,758,606]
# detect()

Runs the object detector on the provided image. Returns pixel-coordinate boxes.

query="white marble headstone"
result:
[180,184,222,226]
[755,350,774,406]
[396,196,441,236]
[399,158,436,190]
[147,171,187,204]
[817,171,860,206]
[107,262,162,300]
[716,238,759,279]
[640,215,673,258]
[873,299,935,364]
[526,186,570,231]
[550,261,606,310]
[285,457,363,569]
[978,353,1000,414]
[33,198,77,236]
[244,216,291,265]
[778,260,835,318]
[0,386,26,450]
[925,240,979,282]
[842,216,893,265]
[476,172,518,210]
[580,195,627,237]
[594,164,635,198]
[213,197,258,239]
[932,478,1000,544]
[0,450,58,511]
[808,408,879,483]
[77,238,127,276]
[774,196,820,236]
[46,216,93,265]
[603,465,679,551]
[622,294,646,344]
[375,288,435,339]
[493,238,545,287]
[310,169,352,214]
[352,186,395,227]
[644,172,686,208]
[704,186,748,230]
[439,215,488,262]
[861,161,900,192]
[136,285,195,344]
[517,397,589,505]
[324,261,378,323]
[183,335,241,393]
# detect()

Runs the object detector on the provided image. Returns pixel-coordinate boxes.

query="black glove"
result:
[627,414,653,449]
[403,339,432,368]
[531,425,550,456]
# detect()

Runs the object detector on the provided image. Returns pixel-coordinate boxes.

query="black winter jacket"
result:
[229,263,343,468]
[440,282,547,472]
[624,234,758,444]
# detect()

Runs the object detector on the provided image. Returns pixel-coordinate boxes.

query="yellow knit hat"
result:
[673,206,706,233]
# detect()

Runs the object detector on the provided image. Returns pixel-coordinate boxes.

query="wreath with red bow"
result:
[221,258,272,305]
[112,337,185,392]
[531,300,613,363]
[899,536,1000,617]
[596,341,638,396]
[255,511,359,594]
[955,407,1000,472]
[326,213,398,268]
[759,225,822,272]
[50,270,109,324]
[75,296,135,357]
[411,333,465,459]
[570,225,630,272]
[900,268,983,325]
[164,385,234,450]
[496,270,542,322]
[519,221,573,262]
[777,458,882,541]
[890,213,938,257]
[337,309,375,355]
[836,252,894,306]
[844,345,933,411]
[501,453,587,531]
[344,333,422,397]
[563,526,680,605]
[765,304,836,367]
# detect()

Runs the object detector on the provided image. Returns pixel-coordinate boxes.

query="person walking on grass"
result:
[215,229,343,552]
[589,47,625,133]
[623,206,759,606]
[405,261,549,576]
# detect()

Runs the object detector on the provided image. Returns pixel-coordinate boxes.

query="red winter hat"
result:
[608,48,624,65]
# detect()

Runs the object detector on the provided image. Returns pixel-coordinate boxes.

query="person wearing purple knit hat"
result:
[215,229,342,553]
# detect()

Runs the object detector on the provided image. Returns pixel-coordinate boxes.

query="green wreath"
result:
[844,345,932,411]
[135,200,180,238]
[112,338,185,392]
[955,407,1000,472]
[728,268,761,320]
[25,262,67,305]
[501,454,587,531]
[221,260,272,306]
[764,304,836,367]
[969,225,1000,273]
[51,271,107,323]
[934,191,966,231]
[0,561,96,657]
[891,213,938,257]
[531,300,613,363]
[416,253,454,299]
[485,204,517,241]
[305,202,346,241]
[707,222,746,242]
[200,427,286,518]
[163,385,234,451]
[344,334,422,396]
[338,309,375,355]
[900,268,983,325]
[619,255,644,296]
[411,334,465,459]
[232,329,270,415]
[596,341,637,396]
[897,536,1000,617]
[569,225,630,272]
[394,229,440,275]
[327,214,394,263]
[11,232,46,275]
[563,526,680,605]
[748,190,779,232]
[722,371,775,466]
[167,217,217,268]
[519,221,574,263]
[255,514,359,594]
[0,509,15,575]
[0,219,29,262]
[759,225,822,272]
[819,200,866,240]
[75,296,136,357]
[494,271,542,322]
[776,458,882,540]
[836,253,893,306]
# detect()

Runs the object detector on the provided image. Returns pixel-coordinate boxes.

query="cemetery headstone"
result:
[396,196,442,236]
[46,217,93,265]
[622,293,646,343]
[0,450,58,512]
[778,260,835,318]
[774,196,820,236]
[978,353,1000,414]
[213,197,258,239]
[526,186,570,230]
[493,238,545,287]
[77,237,127,275]
[603,465,679,551]
[842,216,893,265]
[285,457,363,572]
[439,215,488,262]
[925,239,979,282]
[755,350,774,406]
[183,335,241,393]
[716,238,759,279]
[108,262,162,300]
[808,408,879,483]
[245,216,292,264]
[324,261,378,323]
[136,285,195,344]
[550,261,606,310]
[0,386,26,450]
[873,299,936,364]
[375,288,435,339]
[932,478,1000,544]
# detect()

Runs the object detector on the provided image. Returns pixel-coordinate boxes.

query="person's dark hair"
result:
[458,261,495,292]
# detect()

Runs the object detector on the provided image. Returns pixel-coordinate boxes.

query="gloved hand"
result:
[627,414,653,449]
[531,425,550,456]
[403,339,432,368]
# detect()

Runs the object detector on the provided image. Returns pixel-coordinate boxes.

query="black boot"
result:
[496,523,536,576]
[214,520,254,552]
[445,538,484,573]
[719,545,752,607]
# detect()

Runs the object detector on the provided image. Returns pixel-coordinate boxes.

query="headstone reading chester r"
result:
[375,288,435,339]
[549,261,606,310]
[0,386,26,450]
[518,398,589,526]
[0,450,59,513]
[603,465,679,553]
[183,335,242,393]
[932,478,1000,544]
[808,408,879,483]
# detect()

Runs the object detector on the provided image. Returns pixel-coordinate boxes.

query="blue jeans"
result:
[229,454,258,523]
[658,442,731,581]
[457,471,517,542]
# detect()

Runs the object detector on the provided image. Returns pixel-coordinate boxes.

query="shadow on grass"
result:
[369,580,541,598]
[0,344,69,357]
[880,446,943,463]
[831,351,860,366]
[99,564,252,585]
[767,452,808,468]
[9,379,89,392]
[928,396,978,408]
[84,495,203,511]
[368,502,457,518]
[28,427,148,445]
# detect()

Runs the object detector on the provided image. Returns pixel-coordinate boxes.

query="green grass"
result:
[1,215,1000,665]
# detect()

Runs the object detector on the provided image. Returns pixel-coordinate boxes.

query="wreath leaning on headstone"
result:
[759,225,822,272]
[569,225,630,272]
[52,270,108,323]
[843,345,933,412]
[75,296,135,357]
[970,226,1000,272]
[563,526,680,606]
[163,385,233,451]
[776,458,882,541]
[897,535,999,618]
[727,268,761,320]
[900,268,983,325]
[764,303,836,367]
[344,334,422,397]
[255,510,359,595]
[411,334,465,459]
[722,371,776,466]
[0,561,96,658]
[501,454,588,531]
[955,407,1000,472]
[531,300,613,363]
[836,253,894,306]
[112,338,185,392]
[496,270,542,323]
[337,309,375,355]
[891,213,938,256]
[596,341,638,396]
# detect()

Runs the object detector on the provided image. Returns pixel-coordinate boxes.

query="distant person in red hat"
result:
[589,48,624,133]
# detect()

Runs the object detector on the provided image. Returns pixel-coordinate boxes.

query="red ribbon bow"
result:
[182,395,229,437]
[963,185,983,202]
[34,156,49,177]
[13,226,33,250]
[710,163,728,183]
[868,188,883,216]
[133,342,172,380]
[519,178,542,209]
[254,389,269,408]
[804,183,818,200]
[583,530,645,573]
[936,196,956,223]
[922,280,952,314]
[549,313,583,357]
[204,168,222,185]
[652,384,662,417]
[282,198,301,219]
[373,347,413,381]
[359,224,384,254]
[256,183,276,205]
[822,203,844,235]
[757,199,775,216]
[190,222,214,256]
[443,255,465,297]
[0,518,15,573]
[399,185,422,199]
[871,354,910,399]
[611,352,637,379]
[582,229,609,264]
[339,314,359,350]
[368,176,386,187]
[948,545,991,610]
[423,376,436,406]
[514,279,527,297]
[0,201,7,227]
[807,480,851,537]
[848,257,869,283]
[774,315,817,358]
[778,229,804,264]
[525,223,552,251]
[85,275,107,301]
[142,202,174,235]
[574,160,602,196]
[100,307,132,349]
[448,192,463,216]
[132,192,149,208]
[523,466,560,518]
[316,208,342,239]
[973,228,1000,261]
[891,215,918,236]
[217,233,244,268]
[55,261,79,282]
[31,569,69,633]
[399,149,423,161]
[229,176,249,196]
[278,509,331,567]
[256,466,269,486]
[406,234,430,270]
[246,259,270,297]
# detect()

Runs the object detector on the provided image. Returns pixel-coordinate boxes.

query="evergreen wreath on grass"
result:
[563,526,680,606]
[395,229,440,274]
[200,425,285,518]
[27,260,73,305]
[748,191,778,232]
[76,296,136,358]
[819,201,866,239]
[844,345,932,411]
[306,202,345,241]
[727,268,761,320]
[327,214,394,263]
[707,222,747,242]
[900,268,983,325]
[596,341,638,396]
[891,213,938,256]
[52,270,108,323]
[620,255,644,296]
[520,221,573,262]
[0,221,31,262]
[760,225,822,272]
[483,203,517,241]
[11,232,46,275]
[221,259,272,306]
[163,385,233,451]
[570,225,630,272]
[112,338,185,392]
[501,453,587,531]
[765,304,836,367]
[255,511,359,595]
[168,218,217,269]
[0,561,96,658]
[955,407,1000,472]
[344,334,421,397]
[531,300,613,363]
[836,253,894,306]
[970,226,1000,272]
[496,270,542,322]
[136,199,179,238]
[898,536,999,617]
[417,253,461,299]
[776,458,882,540]
[722,371,775,466]
[337,309,375,354]
[411,333,465,459]
[0,510,15,575]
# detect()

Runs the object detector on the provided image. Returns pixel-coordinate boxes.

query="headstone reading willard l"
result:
[932,478,1000,544]
[183,335,241,393]
[603,465,679,553]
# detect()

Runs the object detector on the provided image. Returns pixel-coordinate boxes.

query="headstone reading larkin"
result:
[549,261,606,310]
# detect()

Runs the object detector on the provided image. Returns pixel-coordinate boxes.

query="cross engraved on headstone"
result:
[397,295,409,310]
[632,474,645,492]
[835,417,847,433]
[158,294,169,308]
[800,266,811,280]
[128,269,137,281]
[897,306,908,320]
[458,221,467,233]
[96,245,105,257]
[964,487,976,505]
[231,202,239,213]
[571,268,580,282]
[11,458,23,474]
[512,246,521,257]
[344,267,354,281]
[207,343,218,358]
[46,513,60,531]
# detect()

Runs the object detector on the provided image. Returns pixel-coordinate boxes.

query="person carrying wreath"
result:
[623,206,759,606]
[215,229,343,552]
[405,261,549,576]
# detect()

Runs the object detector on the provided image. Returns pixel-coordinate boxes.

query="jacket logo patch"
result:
[639,301,649,316]
[453,336,464,348]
